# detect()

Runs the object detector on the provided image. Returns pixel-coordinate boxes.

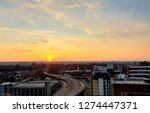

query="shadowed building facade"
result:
[10,80,62,96]
[112,79,150,96]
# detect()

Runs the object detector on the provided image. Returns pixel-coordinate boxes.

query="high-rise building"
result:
[91,66,111,96]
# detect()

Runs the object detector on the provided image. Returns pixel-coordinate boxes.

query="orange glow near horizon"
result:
[47,55,55,62]
[0,36,150,62]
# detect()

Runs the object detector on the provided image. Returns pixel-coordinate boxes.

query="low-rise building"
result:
[10,80,62,96]
[127,65,150,78]
[0,82,15,96]
[112,78,150,96]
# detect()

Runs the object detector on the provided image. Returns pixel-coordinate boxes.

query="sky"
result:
[0,0,150,61]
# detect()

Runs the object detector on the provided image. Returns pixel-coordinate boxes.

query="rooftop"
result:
[129,66,150,68]
[11,80,58,88]
[1,82,16,85]
[112,79,150,85]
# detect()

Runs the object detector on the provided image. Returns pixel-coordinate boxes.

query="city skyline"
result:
[0,0,150,61]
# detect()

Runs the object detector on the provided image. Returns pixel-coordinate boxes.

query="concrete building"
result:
[91,66,111,96]
[10,80,62,96]
[127,65,150,78]
[112,78,150,96]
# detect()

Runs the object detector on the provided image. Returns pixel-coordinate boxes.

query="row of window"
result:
[10,89,47,96]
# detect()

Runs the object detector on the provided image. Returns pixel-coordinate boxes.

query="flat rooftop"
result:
[11,80,59,88]
[112,79,150,85]
[129,66,150,68]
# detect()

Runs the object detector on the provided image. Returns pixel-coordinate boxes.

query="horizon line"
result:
[0,60,150,63]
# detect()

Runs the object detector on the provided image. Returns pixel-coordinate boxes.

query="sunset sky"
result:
[0,0,150,61]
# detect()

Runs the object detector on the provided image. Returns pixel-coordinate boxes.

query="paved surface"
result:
[44,72,86,96]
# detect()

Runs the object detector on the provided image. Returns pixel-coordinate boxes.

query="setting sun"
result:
[47,55,55,62]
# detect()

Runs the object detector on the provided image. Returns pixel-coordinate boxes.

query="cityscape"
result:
[0,0,150,96]
[0,61,150,96]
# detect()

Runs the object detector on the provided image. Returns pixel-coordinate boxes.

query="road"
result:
[44,72,86,96]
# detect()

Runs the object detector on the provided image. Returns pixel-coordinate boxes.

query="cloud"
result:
[0,27,54,38]
[0,0,150,40]
[0,27,54,36]
[0,0,102,33]
[64,17,150,39]
[0,0,101,38]
[25,39,50,45]
[115,22,150,38]
[65,1,101,9]
[31,0,53,3]
[0,0,61,26]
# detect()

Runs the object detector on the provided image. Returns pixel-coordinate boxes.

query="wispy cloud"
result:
[0,27,54,44]
[0,0,102,35]
[64,1,101,9]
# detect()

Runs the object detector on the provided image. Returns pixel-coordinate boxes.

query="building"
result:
[0,82,15,96]
[107,63,114,70]
[117,74,126,79]
[127,65,150,78]
[63,69,84,79]
[109,70,121,79]
[112,78,150,96]
[10,80,62,96]
[91,66,111,96]
[63,69,91,79]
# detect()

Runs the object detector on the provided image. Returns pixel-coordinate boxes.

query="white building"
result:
[118,74,126,79]
[128,66,150,78]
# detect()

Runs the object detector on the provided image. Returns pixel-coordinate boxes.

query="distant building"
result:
[107,63,114,70]
[109,70,121,79]
[91,66,111,96]
[63,69,92,79]
[0,82,15,96]
[116,64,123,72]
[117,74,126,79]
[10,80,62,96]
[63,70,84,79]
[112,78,150,96]
[127,65,150,78]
